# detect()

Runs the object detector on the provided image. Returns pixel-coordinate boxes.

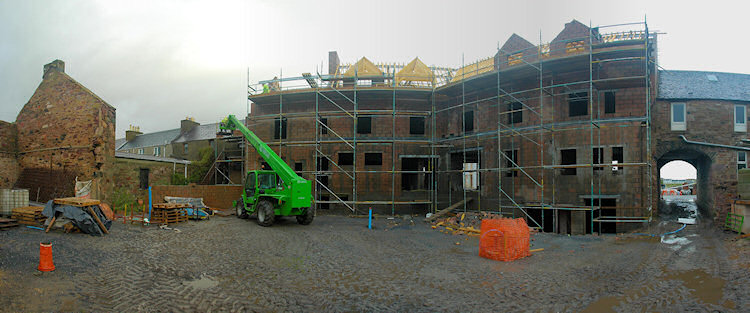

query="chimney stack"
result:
[125,125,142,142]
[329,51,340,75]
[181,117,199,134]
[43,59,65,78]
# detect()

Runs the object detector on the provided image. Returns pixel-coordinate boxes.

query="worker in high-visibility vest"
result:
[263,84,269,93]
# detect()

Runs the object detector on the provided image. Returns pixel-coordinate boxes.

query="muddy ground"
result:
[0,197,748,312]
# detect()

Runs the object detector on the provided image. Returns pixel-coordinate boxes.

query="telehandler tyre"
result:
[235,199,248,219]
[256,199,275,227]
[296,207,315,225]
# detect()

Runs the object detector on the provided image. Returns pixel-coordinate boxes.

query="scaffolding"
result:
[246,19,655,234]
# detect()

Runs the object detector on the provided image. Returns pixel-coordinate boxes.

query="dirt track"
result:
[0,203,748,312]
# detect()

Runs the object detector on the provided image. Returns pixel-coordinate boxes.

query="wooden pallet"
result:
[11,206,44,226]
[12,206,44,215]
[152,203,191,209]
[0,217,18,229]
[53,197,101,207]
[151,208,188,225]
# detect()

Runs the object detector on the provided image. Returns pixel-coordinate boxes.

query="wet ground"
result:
[0,200,749,312]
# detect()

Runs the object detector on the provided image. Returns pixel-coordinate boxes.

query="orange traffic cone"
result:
[38,242,55,272]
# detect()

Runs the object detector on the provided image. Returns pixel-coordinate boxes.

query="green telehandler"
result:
[219,115,313,226]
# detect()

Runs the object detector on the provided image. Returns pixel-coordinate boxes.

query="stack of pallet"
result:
[151,203,189,225]
[0,217,19,230]
[11,206,45,226]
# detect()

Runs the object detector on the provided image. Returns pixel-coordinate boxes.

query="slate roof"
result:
[115,138,127,150]
[115,151,191,164]
[117,118,246,150]
[658,70,750,102]
[171,123,220,143]
[118,128,181,150]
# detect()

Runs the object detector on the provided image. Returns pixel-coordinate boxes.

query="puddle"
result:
[581,295,619,313]
[184,274,219,290]
[664,269,725,305]
[661,234,697,251]
[582,285,650,313]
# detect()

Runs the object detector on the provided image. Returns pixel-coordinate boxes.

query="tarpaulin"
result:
[42,200,112,236]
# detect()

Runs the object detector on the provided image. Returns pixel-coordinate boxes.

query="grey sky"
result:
[0,0,746,144]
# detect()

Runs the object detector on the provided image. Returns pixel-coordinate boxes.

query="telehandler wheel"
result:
[256,199,275,227]
[235,199,248,219]
[296,207,315,225]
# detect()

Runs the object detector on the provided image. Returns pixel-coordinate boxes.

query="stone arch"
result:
[654,144,713,217]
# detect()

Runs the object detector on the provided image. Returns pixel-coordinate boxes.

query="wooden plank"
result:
[0,223,19,229]
[425,198,473,222]
[87,207,109,235]
[152,203,191,209]
[45,215,57,233]
[54,197,101,207]
[12,206,43,214]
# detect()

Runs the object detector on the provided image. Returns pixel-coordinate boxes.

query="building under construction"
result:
[247,19,656,234]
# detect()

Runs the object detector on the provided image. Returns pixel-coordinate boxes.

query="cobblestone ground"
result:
[0,205,748,312]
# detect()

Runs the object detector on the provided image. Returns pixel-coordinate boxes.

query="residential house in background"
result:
[116,117,245,184]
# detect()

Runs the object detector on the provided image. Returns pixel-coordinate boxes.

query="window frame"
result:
[739,151,747,171]
[508,102,523,124]
[463,110,474,133]
[320,118,328,135]
[604,91,616,114]
[274,117,288,139]
[612,146,624,173]
[735,104,746,132]
[504,149,519,177]
[568,92,589,117]
[561,148,577,176]
[671,102,686,131]
[338,152,354,166]
[154,146,161,156]
[357,116,372,134]
[593,147,604,171]
[409,116,425,135]
[137,148,144,155]
[364,152,382,166]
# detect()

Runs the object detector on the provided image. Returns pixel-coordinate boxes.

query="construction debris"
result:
[429,211,506,236]
[42,198,112,236]
[12,206,45,226]
[424,198,473,222]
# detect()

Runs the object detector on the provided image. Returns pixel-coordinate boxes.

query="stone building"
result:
[117,118,245,184]
[652,70,750,222]
[2,60,117,201]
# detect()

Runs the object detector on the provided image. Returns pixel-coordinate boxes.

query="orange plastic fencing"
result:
[479,218,530,262]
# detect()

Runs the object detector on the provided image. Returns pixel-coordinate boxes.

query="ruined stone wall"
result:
[14,66,116,200]
[0,121,19,188]
[104,158,179,206]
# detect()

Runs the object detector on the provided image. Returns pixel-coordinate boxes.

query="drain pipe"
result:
[679,135,750,151]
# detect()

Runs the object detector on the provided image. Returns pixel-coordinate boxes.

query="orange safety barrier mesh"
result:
[479,218,530,262]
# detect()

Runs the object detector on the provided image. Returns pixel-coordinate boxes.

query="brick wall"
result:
[152,184,242,209]
[0,121,19,188]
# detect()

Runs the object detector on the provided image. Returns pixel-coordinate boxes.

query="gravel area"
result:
[0,199,748,312]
